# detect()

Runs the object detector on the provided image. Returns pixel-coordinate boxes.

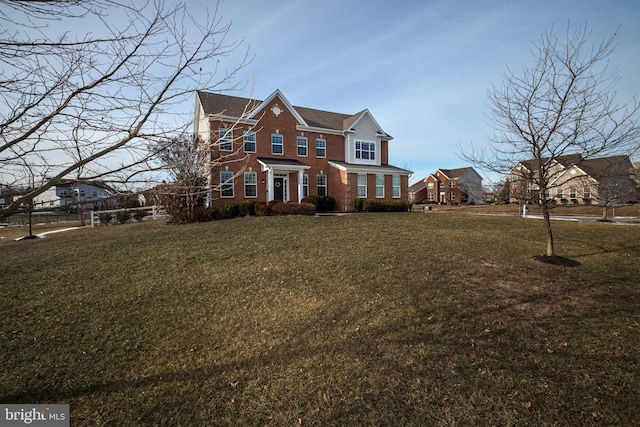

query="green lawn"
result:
[1,214,639,426]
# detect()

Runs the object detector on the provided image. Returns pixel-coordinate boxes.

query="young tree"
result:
[461,24,639,258]
[0,0,250,219]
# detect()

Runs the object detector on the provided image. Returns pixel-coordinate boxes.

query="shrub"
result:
[215,202,240,220]
[240,200,257,216]
[357,199,412,212]
[115,210,131,224]
[98,212,113,225]
[132,209,148,221]
[271,202,316,216]
[302,195,335,212]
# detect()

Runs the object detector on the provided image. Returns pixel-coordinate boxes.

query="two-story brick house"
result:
[194,89,412,211]
[411,167,483,205]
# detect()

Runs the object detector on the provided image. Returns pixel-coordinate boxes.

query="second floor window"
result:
[316,138,326,158]
[271,133,283,155]
[243,131,256,153]
[449,181,456,188]
[219,128,232,151]
[355,141,375,160]
[297,136,308,156]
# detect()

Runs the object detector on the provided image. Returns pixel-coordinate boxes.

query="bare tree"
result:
[460,24,640,258]
[0,0,250,219]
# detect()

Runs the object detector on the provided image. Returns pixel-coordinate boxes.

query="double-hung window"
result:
[271,133,283,155]
[392,175,401,198]
[376,175,384,198]
[297,136,308,157]
[219,128,233,151]
[569,186,577,199]
[583,186,591,199]
[316,174,327,196]
[556,188,563,199]
[316,138,326,158]
[357,174,367,198]
[220,170,234,197]
[355,141,375,160]
[243,131,256,153]
[244,171,257,198]
[303,174,309,197]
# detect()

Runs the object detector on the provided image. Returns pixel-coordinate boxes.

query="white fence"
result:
[90,205,165,227]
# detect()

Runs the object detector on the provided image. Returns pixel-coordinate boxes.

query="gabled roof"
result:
[196,90,389,137]
[575,155,631,180]
[437,167,473,180]
[517,154,583,172]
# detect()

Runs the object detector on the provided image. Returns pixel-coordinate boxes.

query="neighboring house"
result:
[31,187,60,210]
[194,89,413,211]
[509,154,636,205]
[55,180,117,211]
[411,167,484,205]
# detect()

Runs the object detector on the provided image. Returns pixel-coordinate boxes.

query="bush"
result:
[132,209,148,221]
[356,199,412,212]
[254,202,270,216]
[271,202,316,216]
[115,210,131,224]
[215,202,240,220]
[302,195,335,212]
[98,212,113,225]
[240,200,257,216]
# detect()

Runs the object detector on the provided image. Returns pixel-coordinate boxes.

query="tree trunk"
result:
[542,203,555,256]
[602,205,608,221]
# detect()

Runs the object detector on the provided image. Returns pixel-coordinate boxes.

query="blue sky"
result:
[207,0,640,184]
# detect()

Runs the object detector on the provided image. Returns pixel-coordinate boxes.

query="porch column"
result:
[297,170,304,203]
[266,168,274,202]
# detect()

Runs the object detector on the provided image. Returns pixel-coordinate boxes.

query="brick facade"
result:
[196,90,412,211]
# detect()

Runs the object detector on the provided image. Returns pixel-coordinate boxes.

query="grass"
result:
[1,213,639,426]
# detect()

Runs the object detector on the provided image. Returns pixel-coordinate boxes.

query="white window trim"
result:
[357,174,367,198]
[244,171,257,198]
[316,138,326,158]
[271,133,284,155]
[243,131,256,153]
[316,173,327,197]
[354,140,376,164]
[219,128,233,151]
[376,174,384,198]
[392,175,401,198]
[220,170,234,198]
[297,136,308,157]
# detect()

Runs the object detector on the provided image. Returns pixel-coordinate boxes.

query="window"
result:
[357,174,367,198]
[449,181,456,188]
[316,174,327,196]
[428,193,434,201]
[271,133,283,155]
[316,138,326,158]
[303,174,309,197]
[297,136,308,156]
[449,192,456,201]
[583,186,591,199]
[244,171,257,198]
[376,175,384,198]
[569,186,577,199]
[219,128,233,151]
[355,141,375,160]
[427,182,434,189]
[392,175,401,198]
[556,188,563,199]
[220,170,234,197]
[243,131,256,153]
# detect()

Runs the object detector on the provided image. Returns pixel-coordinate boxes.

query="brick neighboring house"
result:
[509,154,637,205]
[410,167,483,205]
[194,89,412,211]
